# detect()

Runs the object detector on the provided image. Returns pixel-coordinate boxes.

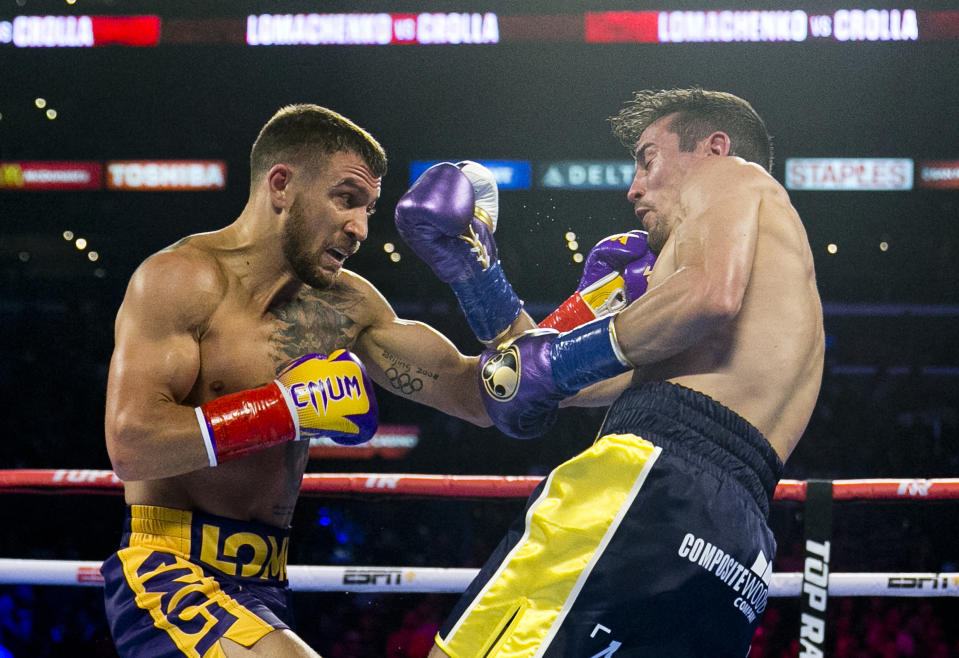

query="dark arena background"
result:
[1,0,958,656]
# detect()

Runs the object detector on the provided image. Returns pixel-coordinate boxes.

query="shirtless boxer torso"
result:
[430,91,824,657]
[102,106,487,658]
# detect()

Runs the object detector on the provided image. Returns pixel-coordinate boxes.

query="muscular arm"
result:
[352,282,492,426]
[104,250,221,481]
[614,161,762,366]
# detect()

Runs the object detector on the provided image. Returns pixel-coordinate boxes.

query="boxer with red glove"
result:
[480,315,632,439]
[540,230,656,332]
[395,161,524,343]
[195,350,378,466]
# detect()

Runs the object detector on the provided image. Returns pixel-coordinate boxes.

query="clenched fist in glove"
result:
[395,161,523,342]
[196,350,378,465]
[480,316,633,439]
[540,230,656,332]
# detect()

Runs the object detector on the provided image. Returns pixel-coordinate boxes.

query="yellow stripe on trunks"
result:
[438,433,661,658]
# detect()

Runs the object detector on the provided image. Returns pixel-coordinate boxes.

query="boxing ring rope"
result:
[1,558,957,597]
[2,470,958,598]
[4,469,959,500]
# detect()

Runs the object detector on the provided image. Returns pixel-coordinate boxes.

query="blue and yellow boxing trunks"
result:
[101,505,293,657]
[436,381,784,657]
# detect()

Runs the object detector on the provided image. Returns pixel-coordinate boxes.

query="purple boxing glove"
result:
[480,328,565,439]
[540,230,656,332]
[480,316,632,439]
[395,162,523,342]
[579,230,655,300]
[395,162,496,283]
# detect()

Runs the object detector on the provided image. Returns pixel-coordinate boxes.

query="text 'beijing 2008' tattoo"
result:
[380,349,439,396]
[269,286,363,371]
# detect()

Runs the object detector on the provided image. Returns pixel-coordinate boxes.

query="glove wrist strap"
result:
[538,292,596,332]
[196,382,296,467]
[449,261,524,342]
[549,315,631,395]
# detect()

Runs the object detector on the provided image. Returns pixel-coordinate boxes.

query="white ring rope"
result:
[1,559,956,597]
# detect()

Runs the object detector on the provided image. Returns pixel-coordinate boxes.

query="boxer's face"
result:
[626,114,701,254]
[283,151,381,288]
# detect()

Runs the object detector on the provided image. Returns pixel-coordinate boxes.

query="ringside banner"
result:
[918,160,959,190]
[105,160,227,191]
[5,9,959,46]
[785,158,914,191]
[409,160,531,189]
[0,161,102,190]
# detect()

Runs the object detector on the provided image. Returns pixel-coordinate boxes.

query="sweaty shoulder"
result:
[121,236,228,337]
[681,157,781,211]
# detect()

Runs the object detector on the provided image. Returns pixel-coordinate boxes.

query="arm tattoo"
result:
[380,349,439,397]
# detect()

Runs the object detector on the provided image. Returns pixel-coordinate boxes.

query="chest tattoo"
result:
[269,286,364,370]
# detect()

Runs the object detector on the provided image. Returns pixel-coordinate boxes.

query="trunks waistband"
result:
[599,382,784,517]
[120,505,290,585]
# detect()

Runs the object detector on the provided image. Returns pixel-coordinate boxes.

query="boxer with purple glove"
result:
[104,105,504,657]
[480,315,632,439]
[395,161,524,343]
[539,230,657,332]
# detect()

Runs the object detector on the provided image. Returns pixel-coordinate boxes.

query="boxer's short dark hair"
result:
[610,88,773,172]
[250,104,387,191]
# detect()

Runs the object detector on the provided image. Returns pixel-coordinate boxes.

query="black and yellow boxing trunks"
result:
[436,381,784,658]
[101,505,293,657]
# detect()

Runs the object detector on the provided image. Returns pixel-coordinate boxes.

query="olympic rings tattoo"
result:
[385,367,424,395]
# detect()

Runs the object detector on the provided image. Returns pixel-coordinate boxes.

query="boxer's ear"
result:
[267,164,292,211]
[702,131,731,157]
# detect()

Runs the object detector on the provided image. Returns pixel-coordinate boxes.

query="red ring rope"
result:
[2,470,958,500]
